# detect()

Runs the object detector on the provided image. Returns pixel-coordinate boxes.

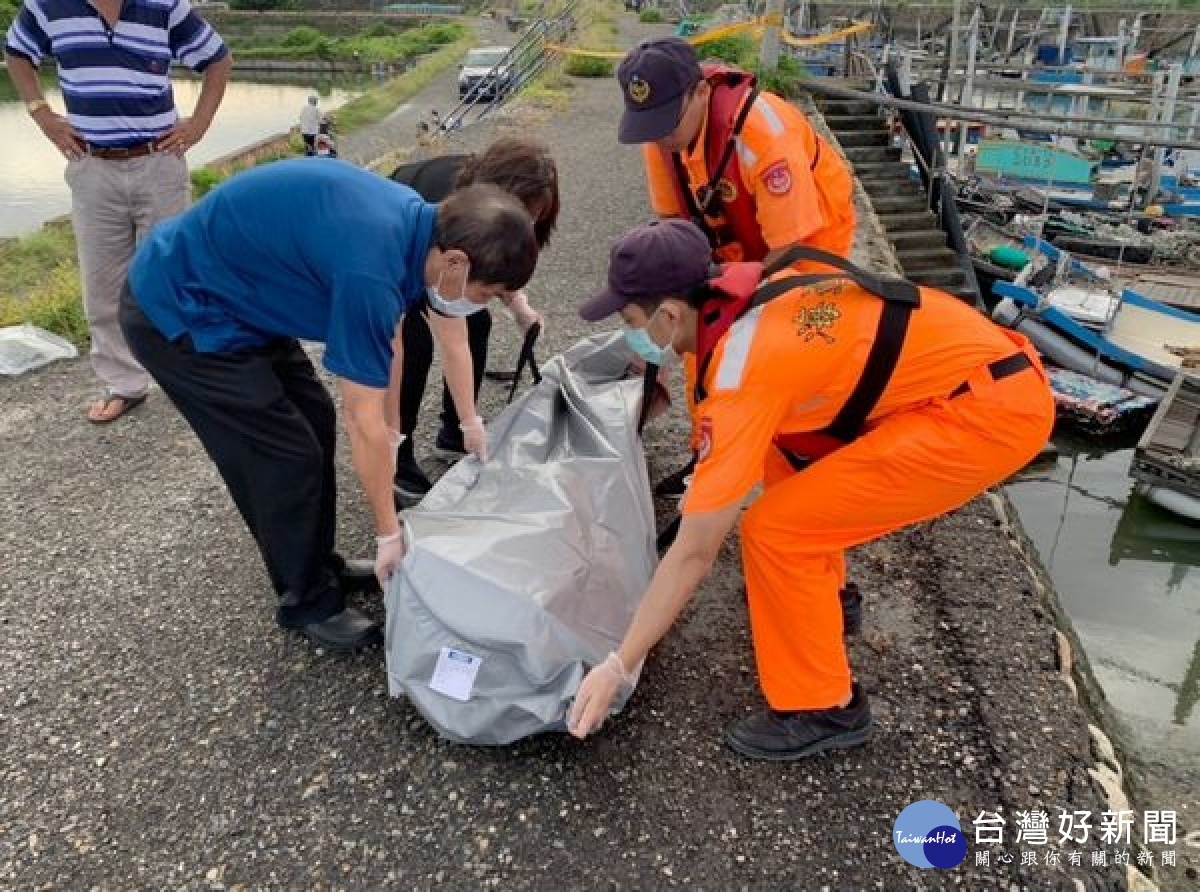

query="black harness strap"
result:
[697,251,922,447]
[695,85,759,216]
[636,361,659,435]
[670,83,760,239]
[505,321,543,404]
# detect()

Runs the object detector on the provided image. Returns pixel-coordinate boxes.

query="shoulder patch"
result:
[761,160,792,196]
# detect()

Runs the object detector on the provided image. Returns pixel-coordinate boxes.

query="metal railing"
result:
[438,0,581,134]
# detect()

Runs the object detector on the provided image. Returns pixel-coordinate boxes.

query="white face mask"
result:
[428,260,485,317]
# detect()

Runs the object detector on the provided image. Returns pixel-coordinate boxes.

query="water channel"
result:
[1006,434,1200,794]
[0,70,363,238]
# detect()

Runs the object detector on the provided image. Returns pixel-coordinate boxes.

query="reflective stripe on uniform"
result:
[750,96,785,135]
[735,137,758,170]
[714,306,764,391]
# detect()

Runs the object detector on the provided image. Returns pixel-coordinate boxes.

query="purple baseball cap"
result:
[580,219,713,321]
[617,37,703,144]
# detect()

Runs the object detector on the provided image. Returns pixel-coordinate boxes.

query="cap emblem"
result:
[628,75,651,104]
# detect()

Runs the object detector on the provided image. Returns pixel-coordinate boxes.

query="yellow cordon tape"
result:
[780,20,872,48]
[545,18,871,61]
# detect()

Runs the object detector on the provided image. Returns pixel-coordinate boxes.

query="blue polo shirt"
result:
[129,159,437,388]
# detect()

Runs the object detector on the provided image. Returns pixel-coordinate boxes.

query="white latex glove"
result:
[568,652,635,739]
[374,531,406,588]
[461,415,488,462]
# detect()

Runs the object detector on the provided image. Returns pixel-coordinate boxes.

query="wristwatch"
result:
[25,99,50,116]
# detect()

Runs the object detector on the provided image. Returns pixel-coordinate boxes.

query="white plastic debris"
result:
[0,324,78,376]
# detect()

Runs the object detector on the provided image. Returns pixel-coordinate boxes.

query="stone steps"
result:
[815,92,976,302]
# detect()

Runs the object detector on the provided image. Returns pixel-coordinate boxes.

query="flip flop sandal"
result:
[87,390,147,424]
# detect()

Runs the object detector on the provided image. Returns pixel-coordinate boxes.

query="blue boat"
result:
[991,239,1200,398]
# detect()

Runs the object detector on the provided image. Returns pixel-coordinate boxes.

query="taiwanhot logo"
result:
[892,800,968,869]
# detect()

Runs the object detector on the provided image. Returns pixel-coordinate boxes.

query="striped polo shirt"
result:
[4,0,228,147]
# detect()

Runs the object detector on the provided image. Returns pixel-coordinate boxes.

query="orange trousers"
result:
[739,352,1055,711]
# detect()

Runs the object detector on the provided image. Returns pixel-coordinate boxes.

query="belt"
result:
[949,353,1033,399]
[87,141,161,160]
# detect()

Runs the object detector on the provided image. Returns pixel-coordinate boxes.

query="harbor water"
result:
[1006,434,1200,790]
[0,71,362,239]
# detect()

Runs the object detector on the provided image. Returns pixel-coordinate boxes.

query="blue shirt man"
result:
[130,158,437,388]
[119,161,539,653]
[5,0,232,423]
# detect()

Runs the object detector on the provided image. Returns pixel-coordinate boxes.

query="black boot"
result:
[298,608,382,653]
[329,553,381,596]
[724,683,872,761]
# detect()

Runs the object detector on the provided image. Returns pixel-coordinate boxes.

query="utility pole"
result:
[948,0,962,99]
[760,0,783,69]
[957,7,980,164]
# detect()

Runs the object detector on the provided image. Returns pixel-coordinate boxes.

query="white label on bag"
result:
[429,647,482,702]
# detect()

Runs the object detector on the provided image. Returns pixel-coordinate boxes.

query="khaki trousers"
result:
[66,151,190,398]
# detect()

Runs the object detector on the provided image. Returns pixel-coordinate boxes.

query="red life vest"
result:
[691,246,922,469]
[660,62,770,263]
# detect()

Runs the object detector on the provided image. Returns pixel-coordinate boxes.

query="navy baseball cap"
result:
[617,37,703,144]
[580,220,713,321]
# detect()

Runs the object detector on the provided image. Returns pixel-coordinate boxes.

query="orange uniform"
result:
[642,90,857,263]
[682,276,1055,711]
[644,89,858,449]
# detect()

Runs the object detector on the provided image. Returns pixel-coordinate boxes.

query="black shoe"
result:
[841,582,863,637]
[724,683,872,761]
[338,558,381,596]
[654,457,696,499]
[395,459,433,503]
[435,427,466,457]
[299,608,382,653]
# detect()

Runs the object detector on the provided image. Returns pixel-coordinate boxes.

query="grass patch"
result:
[695,33,808,97]
[564,53,613,77]
[638,7,663,22]
[0,225,77,298]
[331,28,475,133]
[0,225,87,347]
[522,68,573,110]
[231,21,465,63]
[564,0,621,78]
[0,266,88,346]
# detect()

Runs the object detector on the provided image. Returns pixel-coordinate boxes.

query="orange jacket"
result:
[643,90,856,263]
[683,275,1045,514]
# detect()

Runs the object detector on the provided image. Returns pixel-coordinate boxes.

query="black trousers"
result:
[120,293,344,628]
[397,307,491,464]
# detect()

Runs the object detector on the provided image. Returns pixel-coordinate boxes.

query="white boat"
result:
[1140,484,1200,522]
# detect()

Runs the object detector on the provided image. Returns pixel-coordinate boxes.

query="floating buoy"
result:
[988,244,1030,271]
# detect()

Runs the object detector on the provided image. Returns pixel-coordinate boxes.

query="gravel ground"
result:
[0,16,1137,892]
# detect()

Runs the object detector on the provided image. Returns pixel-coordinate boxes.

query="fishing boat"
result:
[1047,367,1159,436]
[1131,371,1200,522]
[992,239,1200,398]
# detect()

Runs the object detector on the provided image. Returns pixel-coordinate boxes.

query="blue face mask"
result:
[624,326,666,365]
[624,310,678,368]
